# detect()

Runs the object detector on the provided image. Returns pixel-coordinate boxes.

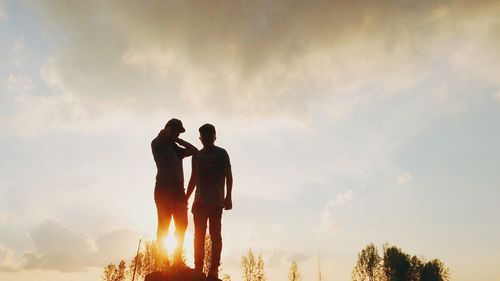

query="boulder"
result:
[145,267,211,281]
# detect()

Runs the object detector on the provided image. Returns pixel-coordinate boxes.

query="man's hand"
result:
[175,138,198,157]
[224,197,232,210]
[175,138,187,146]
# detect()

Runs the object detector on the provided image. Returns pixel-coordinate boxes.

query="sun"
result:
[158,224,194,267]
[162,223,178,254]
[163,232,178,253]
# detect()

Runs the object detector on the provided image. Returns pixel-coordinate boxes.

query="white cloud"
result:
[0,0,5,21]
[94,229,141,265]
[397,172,413,185]
[247,248,310,268]
[4,74,33,93]
[10,39,26,67]
[265,248,286,267]
[0,212,9,223]
[40,58,68,95]
[8,92,91,136]
[4,60,99,136]
[0,244,17,272]
[432,85,466,114]
[331,190,354,207]
[320,190,353,231]
[11,40,24,52]
[493,91,500,103]
[287,251,310,263]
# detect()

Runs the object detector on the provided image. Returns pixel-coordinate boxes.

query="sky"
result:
[1,1,500,280]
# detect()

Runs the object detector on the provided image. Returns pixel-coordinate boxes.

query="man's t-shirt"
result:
[151,137,186,198]
[192,145,231,208]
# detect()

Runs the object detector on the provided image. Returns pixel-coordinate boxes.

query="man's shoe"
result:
[160,257,170,271]
[172,260,190,270]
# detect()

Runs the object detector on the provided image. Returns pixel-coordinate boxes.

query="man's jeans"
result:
[193,203,223,274]
[155,189,187,264]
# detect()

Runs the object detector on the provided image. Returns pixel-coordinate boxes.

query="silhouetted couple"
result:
[151,118,233,280]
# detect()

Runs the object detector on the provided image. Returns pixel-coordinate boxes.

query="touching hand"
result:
[224,197,232,210]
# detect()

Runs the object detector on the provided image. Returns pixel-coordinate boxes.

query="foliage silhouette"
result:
[241,249,266,281]
[352,243,381,281]
[102,240,163,281]
[102,260,127,281]
[102,239,234,281]
[420,259,450,281]
[289,261,301,281]
[382,245,412,281]
[204,234,212,275]
[100,241,450,281]
[352,243,450,281]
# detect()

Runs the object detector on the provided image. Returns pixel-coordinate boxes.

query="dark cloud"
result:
[19,220,139,272]
[23,220,96,272]
[27,0,500,115]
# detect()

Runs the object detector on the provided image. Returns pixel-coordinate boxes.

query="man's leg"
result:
[172,200,188,265]
[193,205,208,272]
[155,198,172,267]
[208,207,223,277]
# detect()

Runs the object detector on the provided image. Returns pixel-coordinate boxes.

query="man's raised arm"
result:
[175,138,198,157]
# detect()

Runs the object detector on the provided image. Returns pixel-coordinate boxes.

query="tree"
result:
[116,260,127,281]
[255,253,266,281]
[219,265,232,281]
[317,254,323,281]
[382,245,412,281]
[352,243,381,281]
[127,240,162,279]
[420,259,450,281]
[241,249,266,281]
[409,255,422,281]
[129,251,144,280]
[351,244,451,281]
[222,273,232,281]
[242,249,256,281]
[102,260,127,281]
[219,266,232,281]
[141,240,162,274]
[204,234,212,275]
[289,261,301,281]
[102,263,117,281]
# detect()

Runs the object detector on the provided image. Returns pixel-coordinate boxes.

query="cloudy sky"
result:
[1,1,500,280]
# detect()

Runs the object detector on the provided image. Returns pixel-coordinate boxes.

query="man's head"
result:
[164,118,185,139]
[199,123,216,146]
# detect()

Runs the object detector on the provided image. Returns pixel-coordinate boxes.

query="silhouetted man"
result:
[151,118,197,268]
[186,124,233,280]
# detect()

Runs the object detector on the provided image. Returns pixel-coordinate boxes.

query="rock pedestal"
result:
[145,268,211,281]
